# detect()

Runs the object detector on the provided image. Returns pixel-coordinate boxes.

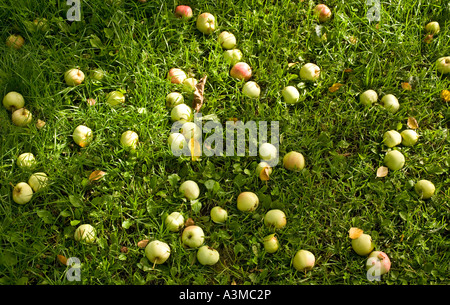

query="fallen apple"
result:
[384,150,405,171]
[293,249,315,271]
[425,21,440,35]
[73,125,93,147]
[436,56,450,74]
[313,4,332,23]
[166,92,184,108]
[283,151,305,171]
[171,103,193,122]
[381,94,400,113]
[383,130,402,148]
[174,5,193,20]
[179,180,200,200]
[218,31,237,49]
[12,182,33,204]
[28,172,48,192]
[401,129,419,146]
[90,68,106,81]
[74,224,96,244]
[197,245,220,265]
[263,234,279,253]
[414,179,435,199]
[168,132,188,154]
[242,81,260,98]
[6,34,25,49]
[210,206,228,224]
[120,130,139,149]
[106,91,125,106]
[359,89,378,107]
[259,142,278,162]
[182,77,198,93]
[282,86,300,104]
[145,240,171,264]
[223,49,243,65]
[168,68,187,84]
[11,108,32,127]
[256,161,272,180]
[181,225,205,248]
[3,91,25,111]
[64,68,85,86]
[351,233,374,256]
[196,12,216,35]
[230,62,252,81]
[17,152,36,169]
[264,209,287,229]
[165,211,185,232]
[181,122,202,140]
[299,63,320,81]
[236,191,259,212]
[366,251,391,277]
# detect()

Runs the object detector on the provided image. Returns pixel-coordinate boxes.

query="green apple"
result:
[242,81,261,98]
[120,130,139,149]
[400,129,419,146]
[264,209,287,229]
[256,161,272,180]
[381,94,399,113]
[145,240,171,264]
[90,68,106,81]
[168,132,187,154]
[28,172,48,192]
[351,233,374,256]
[12,182,33,204]
[263,234,279,253]
[182,77,198,93]
[210,206,228,224]
[181,122,202,140]
[436,56,450,74]
[74,224,96,244]
[236,191,259,212]
[197,245,220,265]
[223,49,243,65]
[259,143,277,162]
[106,91,125,106]
[179,180,200,200]
[3,91,25,111]
[383,130,402,148]
[196,13,216,35]
[64,68,85,86]
[425,21,440,34]
[166,92,184,108]
[73,125,93,148]
[6,34,25,49]
[359,89,378,106]
[181,225,205,248]
[384,150,405,171]
[299,63,320,81]
[17,152,36,170]
[293,250,315,271]
[171,103,193,122]
[218,31,236,49]
[414,179,435,199]
[282,86,300,104]
[165,212,185,232]
[283,151,305,171]
[11,107,32,127]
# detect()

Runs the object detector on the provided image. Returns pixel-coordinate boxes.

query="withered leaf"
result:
[57,254,68,266]
[328,83,344,93]
[137,239,149,248]
[424,34,433,44]
[407,117,419,129]
[343,68,353,73]
[441,90,450,102]
[348,227,363,239]
[192,75,207,113]
[185,217,195,227]
[376,166,389,178]
[36,119,46,129]
[189,138,202,161]
[89,170,106,181]
[401,82,412,91]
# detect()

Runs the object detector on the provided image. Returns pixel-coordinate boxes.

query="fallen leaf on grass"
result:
[192,75,207,113]
[441,90,450,102]
[343,68,353,73]
[89,170,106,182]
[424,34,433,44]
[348,227,363,239]
[376,166,389,178]
[401,82,412,91]
[185,218,195,227]
[36,119,46,130]
[57,255,68,266]
[328,83,344,93]
[407,117,419,129]
[137,239,149,248]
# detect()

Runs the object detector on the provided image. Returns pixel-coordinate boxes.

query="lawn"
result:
[0,0,449,286]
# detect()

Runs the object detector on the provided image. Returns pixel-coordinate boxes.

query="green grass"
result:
[0,0,449,285]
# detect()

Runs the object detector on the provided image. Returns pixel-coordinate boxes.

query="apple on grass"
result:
[28,172,48,192]
[264,209,287,229]
[182,77,198,93]
[74,224,96,244]
[197,246,220,266]
[3,91,25,111]
[166,92,184,108]
[64,68,85,86]
[436,56,450,74]
[381,94,400,114]
[242,81,260,98]
[283,151,305,171]
[263,234,279,253]
[237,191,259,212]
[383,130,402,148]
[17,152,36,170]
[168,68,187,84]
[120,130,139,149]
[359,89,378,106]
[174,5,193,20]
[196,13,216,35]
[106,91,125,106]
[12,182,33,204]
[210,206,228,224]
[90,68,106,82]
[12,108,32,127]
[168,132,187,154]
[259,142,278,163]
[145,240,171,265]
[230,62,252,81]
[425,21,440,35]
[179,180,200,200]
[6,34,25,49]
[282,86,300,104]
[401,129,419,146]
[293,250,315,271]
[165,212,185,232]
[351,233,375,256]
[256,161,272,181]
[313,4,332,23]
[73,125,93,148]
[181,225,205,248]
[384,150,405,171]
[218,31,237,49]
[181,122,202,140]
[171,103,193,122]
[366,251,391,277]
[299,63,320,81]
[414,179,435,199]
[223,49,243,65]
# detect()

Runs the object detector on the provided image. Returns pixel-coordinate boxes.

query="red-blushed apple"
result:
[3,91,25,111]
[6,34,25,49]
[299,63,320,81]
[293,250,315,271]
[12,182,33,204]
[64,68,85,86]
[73,125,93,148]
[264,209,287,229]
[145,240,171,265]
[11,108,32,127]
[179,180,200,200]
[223,49,243,65]
[165,211,185,232]
[381,94,400,113]
[197,245,220,265]
[414,179,435,199]
[313,4,332,22]
[366,251,391,277]
[384,150,405,171]
[351,233,375,256]
[242,81,260,98]
[425,21,440,34]
[359,89,378,106]
[237,191,259,212]
[263,234,279,253]
[166,92,184,108]
[171,103,193,122]
[218,31,236,49]
[196,13,216,35]
[436,56,450,74]
[16,152,36,170]
[168,68,187,84]
[283,151,305,171]
[120,130,139,149]
[230,62,252,81]
[174,5,193,20]
[28,172,48,192]
[210,206,228,224]
[282,86,300,104]
[181,225,205,248]
[74,224,96,244]
[401,129,419,146]
[106,91,125,106]
[383,130,402,148]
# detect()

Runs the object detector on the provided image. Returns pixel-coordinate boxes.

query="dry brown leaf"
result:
[401,82,412,91]
[328,83,344,93]
[407,117,419,129]
[192,75,207,113]
[349,227,363,239]
[343,68,353,73]
[185,218,195,227]
[376,166,389,178]
[259,167,271,181]
[441,90,450,102]
[89,170,106,181]
[424,34,433,44]
[57,254,68,266]
[137,239,149,248]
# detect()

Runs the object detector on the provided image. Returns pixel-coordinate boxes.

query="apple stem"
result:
[9,182,15,188]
